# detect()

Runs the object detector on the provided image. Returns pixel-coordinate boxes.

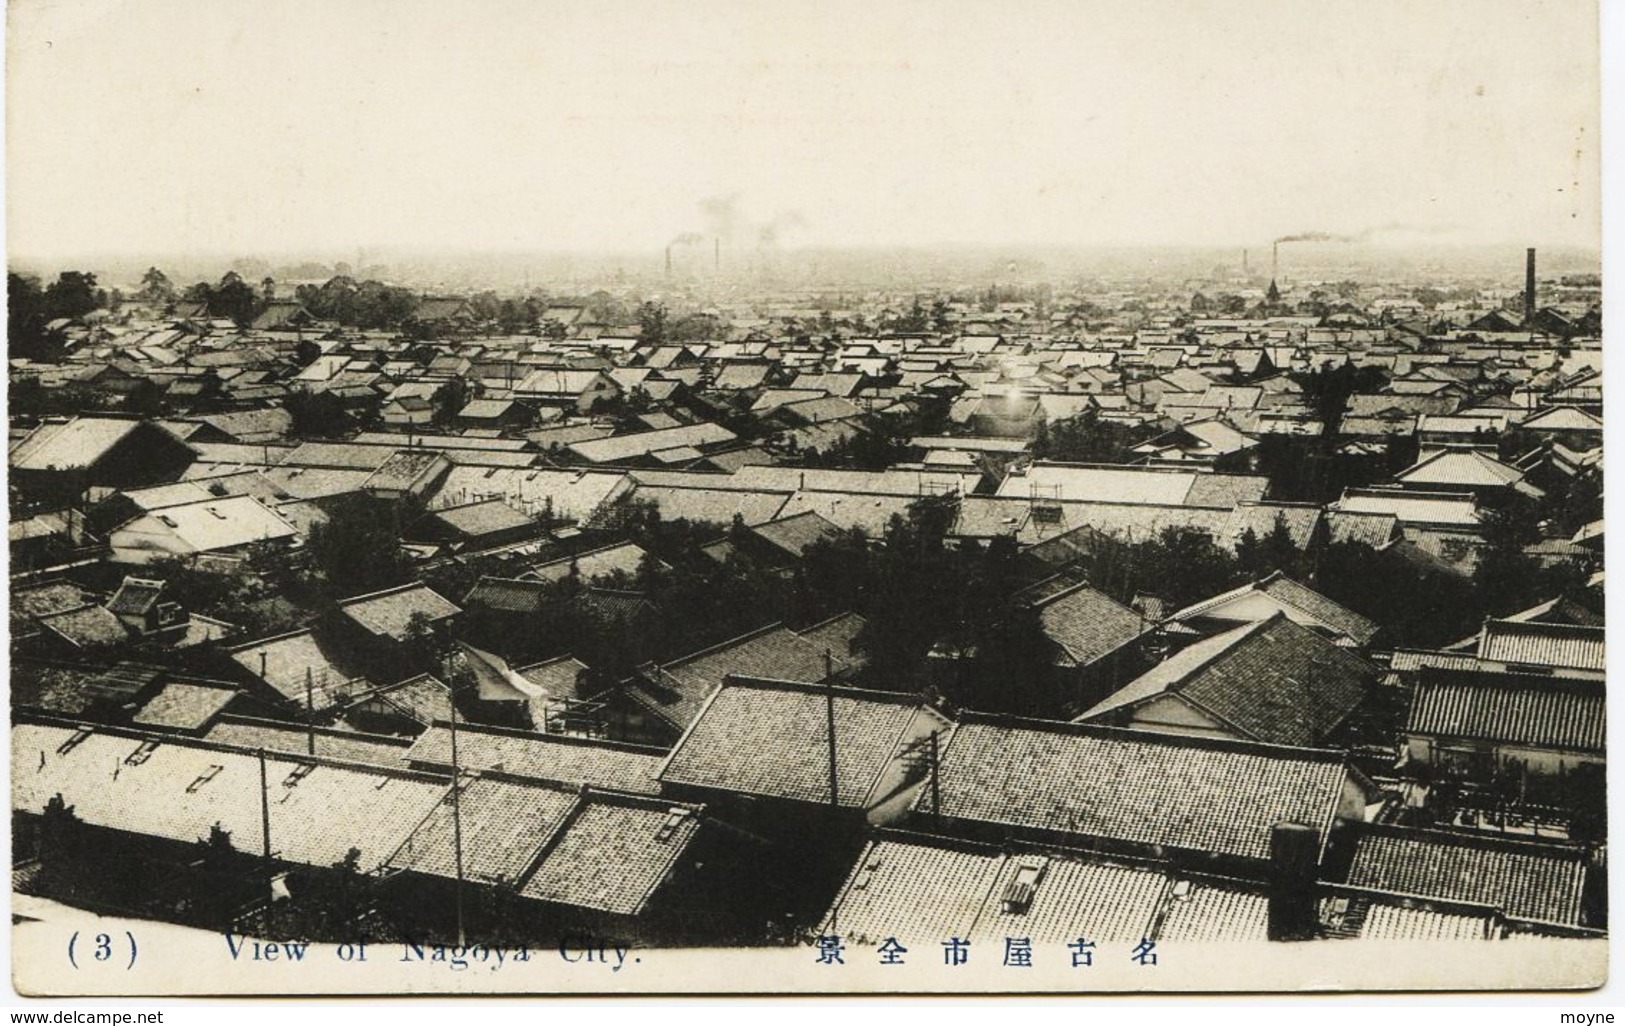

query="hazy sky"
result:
[6,0,1602,261]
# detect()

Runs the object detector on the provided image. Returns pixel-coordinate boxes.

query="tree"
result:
[43,271,104,321]
[137,267,177,306]
[7,273,52,360]
[638,301,668,346]
[208,272,261,326]
[430,378,470,427]
[284,388,353,438]
[305,495,412,593]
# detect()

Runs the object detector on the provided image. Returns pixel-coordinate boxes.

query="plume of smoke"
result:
[669,232,705,246]
[756,210,807,248]
[1274,230,1355,244]
[699,193,743,241]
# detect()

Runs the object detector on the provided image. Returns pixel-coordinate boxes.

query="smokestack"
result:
[1242,248,1249,273]
[714,237,721,274]
[1267,821,1321,941]
[1524,247,1537,325]
[665,245,672,277]
[1272,241,1279,285]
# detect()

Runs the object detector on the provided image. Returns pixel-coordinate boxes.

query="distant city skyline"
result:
[7,0,1602,265]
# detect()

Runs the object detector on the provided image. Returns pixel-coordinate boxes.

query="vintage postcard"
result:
[4,0,1607,999]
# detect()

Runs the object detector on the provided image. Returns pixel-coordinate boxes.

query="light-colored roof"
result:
[337,582,461,641]
[12,723,446,873]
[112,495,298,554]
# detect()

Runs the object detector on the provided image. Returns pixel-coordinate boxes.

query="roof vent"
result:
[654,807,691,842]
[1001,859,1047,914]
[283,762,317,787]
[125,740,161,766]
[186,765,225,793]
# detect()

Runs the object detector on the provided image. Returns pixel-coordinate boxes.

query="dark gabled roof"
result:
[657,677,936,807]
[130,681,237,731]
[1407,668,1603,753]
[928,714,1355,862]
[1346,825,1588,927]
[1080,613,1375,747]
[749,510,843,558]
[105,577,167,617]
[1030,582,1147,666]
[463,575,548,615]
[336,581,461,641]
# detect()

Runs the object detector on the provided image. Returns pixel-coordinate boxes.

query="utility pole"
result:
[257,747,272,863]
[824,650,839,808]
[305,668,316,756]
[448,672,466,948]
[929,729,940,819]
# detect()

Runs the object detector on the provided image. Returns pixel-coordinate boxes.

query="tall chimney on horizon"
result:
[665,245,672,277]
[1524,247,1537,325]
[1271,241,1279,285]
[714,237,721,274]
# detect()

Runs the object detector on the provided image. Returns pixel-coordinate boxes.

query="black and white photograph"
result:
[3,0,1610,999]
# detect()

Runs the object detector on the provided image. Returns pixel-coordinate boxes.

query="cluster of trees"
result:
[8,271,111,360]
[293,275,419,330]
[1031,410,1161,464]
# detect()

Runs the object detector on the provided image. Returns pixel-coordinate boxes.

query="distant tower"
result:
[1524,247,1537,325]
[1267,279,1281,305]
[1243,248,1250,273]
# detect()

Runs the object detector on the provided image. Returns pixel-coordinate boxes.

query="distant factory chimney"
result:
[665,245,673,277]
[1242,248,1249,273]
[1271,241,1279,286]
[714,237,721,274]
[1524,247,1537,325]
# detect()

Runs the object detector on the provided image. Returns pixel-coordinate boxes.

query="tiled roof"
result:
[751,511,843,558]
[1322,510,1399,548]
[37,605,129,648]
[203,716,412,766]
[820,837,1003,944]
[1082,614,1374,747]
[519,793,702,915]
[795,613,869,669]
[927,717,1352,861]
[1032,583,1146,666]
[1153,879,1271,942]
[337,582,461,641]
[1407,669,1603,752]
[426,499,536,538]
[13,723,446,873]
[405,723,663,795]
[131,682,237,731]
[1171,572,1380,647]
[387,777,578,885]
[969,853,1167,944]
[628,624,849,730]
[463,576,548,614]
[658,679,930,806]
[1477,620,1604,672]
[228,629,369,710]
[531,541,657,583]
[1346,827,1588,927]
[1334,488,1480,527]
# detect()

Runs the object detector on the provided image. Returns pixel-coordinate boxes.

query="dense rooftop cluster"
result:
[8,257,1604,949]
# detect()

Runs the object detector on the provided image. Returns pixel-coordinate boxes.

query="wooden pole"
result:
[824,650,839,808]
[257,748,272,862]
[449,688,466,947]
